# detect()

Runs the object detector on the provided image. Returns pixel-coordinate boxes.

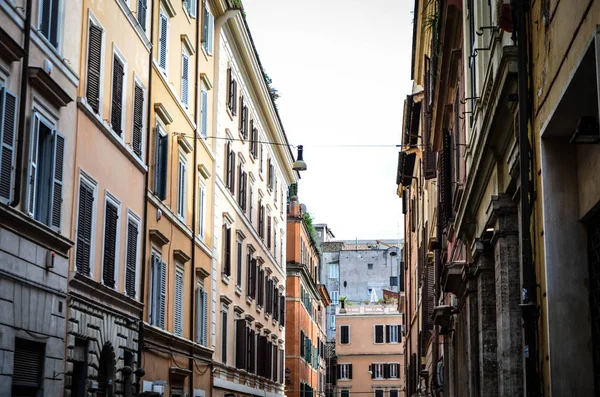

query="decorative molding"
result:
[0,26,25,62]
[161,0,177,17]
[223,212,235,226]
[245,314,255,322]
[234,305,245,315]
[154,102,174,124]
[149,228,170,246]
[198,164,211,179]
[196,267,210,279]
[200,72,213,90]
[177,135,193,154]
[236,229,247,240]
[29,67,73,107]
[173,249,191,264]
[220,294,233,305]
[181,34,195,55]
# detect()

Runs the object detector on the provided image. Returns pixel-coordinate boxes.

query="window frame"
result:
[372,363,385,379]
[201,3,215,55]
[75,171,98,277]
[339,325,350,345]
[339,363,351,380]
[387,325,400,344]
[330,291,339,305]
[374,324,385,344]
[100,191,121,289]
[38,0,63,51]
[236,239,243,288]
[137,0,149,33]
[389,362,400,379]
[154,122,169,200]
[110,45,128,138]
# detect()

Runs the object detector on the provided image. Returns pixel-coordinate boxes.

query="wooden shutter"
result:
[50,132,65,230]
[239,97,245,134]
[159,259,167,328]
[0,89,17,202]
[76,182,94,276]
[111,56,124,135]
[86,24,102,113]
[439,129,452,229]
[158,13,168,70]
[175,270,183,335]
[181,52,189,107]
[155,131,168,200]
[221,311,228,362]
[125,219,138,298]
[223,226,231,276]
[132,84,144,157]
[340,326,348,344]
[13,339,44,387]
[230,149,236,195]
[384,363,391,379]
[348,364,353,379]
[102,201,118,288]
[137,0,147,30]
[235,319,247,369]
[232,80,238,115]
[227,68,233,111]
[280,294,285,326]
[267,216,272,248]
[200,90,208,137]
[375,325,384,343]
[27,116,40,217]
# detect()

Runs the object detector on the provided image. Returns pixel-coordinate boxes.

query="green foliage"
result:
[303,211,319,246]
[263,72,281,104]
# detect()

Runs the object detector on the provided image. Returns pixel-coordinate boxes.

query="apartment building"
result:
[285,195,329,397]
[335,304,404,397]
[0,0,79,395]
[209,3,298,397]
[141,0,215,395]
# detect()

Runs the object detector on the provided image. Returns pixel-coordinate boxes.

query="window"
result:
[259,143,263,174]
[181,49,190,108]
[329,263,339,279]
[27,112,65,231]
[374,390,384,397]
[249,122,257,158]
[154,124,168,200]
[389,276,398,287]
[75,175,97,277]
[330,291,339,305]
[150,253,167,328]
[198,182,206,238]
[125,213,140,298]
[249,185,254,224]
[338,364,352,380]
[200,89,208,137]
[111,50,126,135]
[177,153,186,219]
[258,200,264,238]
[137,0,148,32]
[389,363,400,378]
[329,315,335,330]
[340,325,350,344]
[247,253,256,299]
[196,284,208,346]
[86,18,103,114]
[222,225,232,277]
[371,363,384,379]
[221,308,228,363]
[374,325,384,344]
[389,390,399,397]
[266,214,272,248]
[267,158,274,191]
[235,319,247,369]
[102,195,120,289]
[132,82,145,158]
[236,240,243,288]
[174,267,184,336]
[367,263,374,270]
[12,338,45,396]
[467,0,477,126]
[202,3,214,55]
[238,164,247,211]
[239,97,248,138]
[386,325,400,343]
[340,391,349,397]
[183,0,196,17]
[225,141,236,194]
[39,0,60,48]
[158,10,169,74]
[227,68,238,115]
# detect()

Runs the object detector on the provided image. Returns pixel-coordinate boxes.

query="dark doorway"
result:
[587,211,600,396]
[71,339,88,397]
[97,344,115,397]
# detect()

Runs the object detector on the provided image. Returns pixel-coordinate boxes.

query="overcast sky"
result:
[243,0,414,241]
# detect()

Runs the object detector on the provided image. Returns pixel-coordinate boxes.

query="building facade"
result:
[285,196,329,397]
[0,0,79,395]
[335,304,404,397]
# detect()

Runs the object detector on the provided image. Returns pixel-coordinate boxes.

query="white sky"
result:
[243,0,414,240]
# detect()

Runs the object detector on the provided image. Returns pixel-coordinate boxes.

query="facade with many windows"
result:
[0,0,78,395]
[335,304,404,397]
[285,195,330,397]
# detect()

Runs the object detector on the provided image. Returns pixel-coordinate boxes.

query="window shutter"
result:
[76,182,94,276]
[159,260,167,328]
[27,117,40,217]
[0,89,17,202]
[207,12,214,53]
[227,68,233,111]
[202,4,209,49]
[181,52,189,107]
[155,132,168,200]
[158,14,168,71]
[132,84,144,157]
[86,24,102,113]
[348,364,353,379]
[230,150,236,195]
[200,90,208,137]
[125,219,138,298]
[13,339,44,387]
[439,129,452,229]
[384,363,391,379]
[202,289,208,346]
[239,96,244,134]
[39,0,51,42]
[150,254,158,324]
[111,56,124,135]
[371,364,376,379]
[175,270,183,335]
[386,325,391,343]
[232,80,238,115]
[196,287,202,343]
[102,202,118,288]
[235,319,247,369]
[49,131,66,230]
[137,0,147,30]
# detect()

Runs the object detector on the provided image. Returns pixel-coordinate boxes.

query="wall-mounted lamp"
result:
[570,116,600,144]
[293,145,307,171]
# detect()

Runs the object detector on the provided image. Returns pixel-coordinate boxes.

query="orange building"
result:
[285,190,330,397]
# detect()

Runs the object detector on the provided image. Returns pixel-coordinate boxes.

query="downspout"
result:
[432,176,442,397]
[138,0,156,391]
[511,0,540,396]
[189,0,201,395]
[10,0,33,208]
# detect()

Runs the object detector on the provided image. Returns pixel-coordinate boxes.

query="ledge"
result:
[220,294,233,305]
[177,135,193,154]
[173,249,191,263]
[200,72,213,90]
[181,34,195,55]
[234,305,245,315]
[196,266,210,279]
[0,26,25,62]
[149,228,170,246]
[441,261,466,296]
[154,102,174,124]
[198,163,211,179]
[29,67,73,107]
[245,314,255,322]
[236,229,247,240]
[161,0,177,17]
[0,204,73,257]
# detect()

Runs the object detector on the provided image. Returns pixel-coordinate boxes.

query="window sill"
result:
[221,273,230,285]
[77,98,148,173]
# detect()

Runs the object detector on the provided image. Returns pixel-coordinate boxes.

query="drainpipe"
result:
[138,0,156,392]
[511,0,540,396]
[432,175,441,396]
[10,0,33,208]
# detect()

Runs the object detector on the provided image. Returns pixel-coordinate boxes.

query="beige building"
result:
[335,303,404,397]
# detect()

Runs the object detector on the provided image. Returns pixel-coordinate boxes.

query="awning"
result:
[396,151,416,187]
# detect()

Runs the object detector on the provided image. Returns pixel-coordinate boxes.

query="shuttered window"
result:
[181,50,190,108]
[374,325,384,343]
[102,199,119,289]
[247,329,255,373]
[227,68,237,115]
[235,319,247,369]
[177,154,186,219]
[202,4,214,54]
[111,54,125,135]
[174,268,184,336]
[0,87,18,203]
[75,179,95,276]
[386,325,400,343]
[137,0,148,31]
[12,338,44,389]
[258,200,264,238]
[27,114,65,231]
[86,22,102,114]
[248,185,254,224]
[280,294,285,326]
[236,241,243,288]
[225,142,236,194]
[132,84,144,158]
[154,126,168,200]
[239,98,248,138]
[158,11,169,73]
[39,0,60,48]
[221,310,228,363]
[125,217,139,298]
[266,216,272,249]
[222,225,231,276]
[198,183,206,238]
[200,89,208,137]
[150,254,167,328]
[196,285,208,346]
[249,122,257,158]
[340,325,350,344]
